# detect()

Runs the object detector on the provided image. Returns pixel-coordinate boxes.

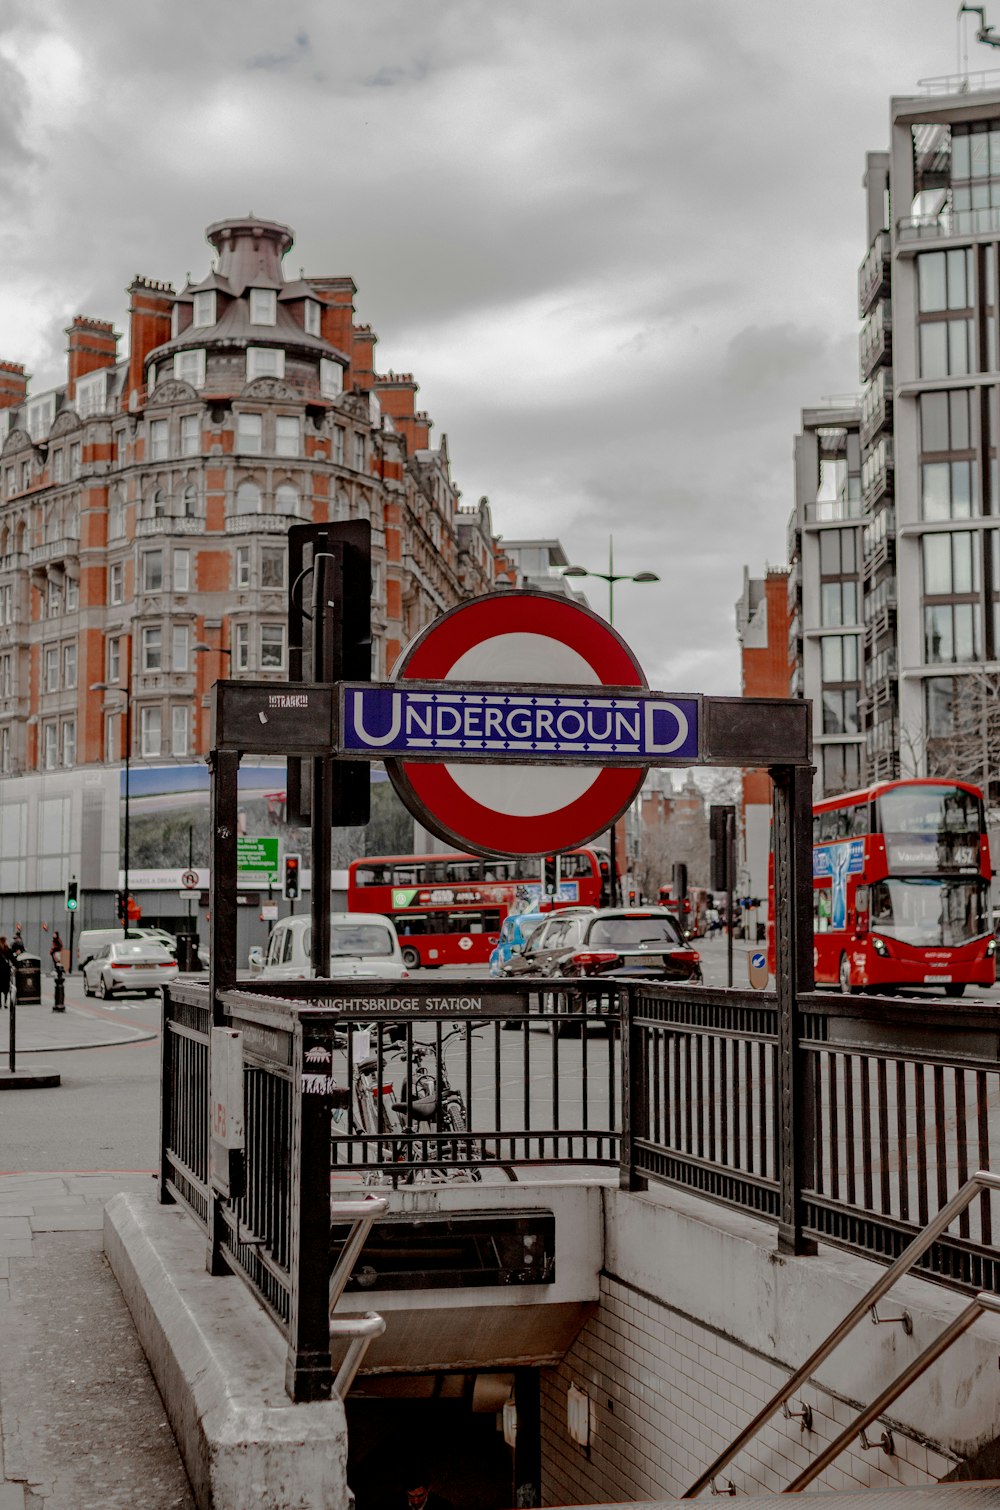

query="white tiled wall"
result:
[541,1272,958,1504]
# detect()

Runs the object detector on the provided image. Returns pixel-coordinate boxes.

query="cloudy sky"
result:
[0,0,983,696]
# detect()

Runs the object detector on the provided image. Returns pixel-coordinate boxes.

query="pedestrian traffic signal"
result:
[283,854,301,901]
[65,879,78,911]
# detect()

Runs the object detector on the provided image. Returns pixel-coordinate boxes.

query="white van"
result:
[258,912,409,981]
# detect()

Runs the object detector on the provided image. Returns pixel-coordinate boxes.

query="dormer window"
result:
[320,358,343,400]
[173,349,206,388]
[304,299,321,337]
[246,347,285,381]
[250,288,277,325]
[26,392,56,440]
[76,371,107,419]
[193,290,216,328]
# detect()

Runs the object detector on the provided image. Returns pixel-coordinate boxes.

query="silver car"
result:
[82,939,179,999]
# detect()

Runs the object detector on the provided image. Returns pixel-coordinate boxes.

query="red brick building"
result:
[0,215,497,780]
[734,566,792,909]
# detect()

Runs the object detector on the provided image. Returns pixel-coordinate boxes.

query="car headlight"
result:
[871,935,889,957]
[987,938,996,957]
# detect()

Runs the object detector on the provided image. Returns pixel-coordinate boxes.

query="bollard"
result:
[52,962,65,1012]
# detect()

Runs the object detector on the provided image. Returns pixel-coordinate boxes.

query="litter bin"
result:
[14,954,41,1004]
[175,933,199,973]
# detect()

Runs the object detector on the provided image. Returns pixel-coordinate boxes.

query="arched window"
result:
[108,490,125,540]
[152,489,167,519]
[0,525,9,559]
[275,483,299,516]
[236,479,261,513]
[44,504,59,544]
[182,485,198,519]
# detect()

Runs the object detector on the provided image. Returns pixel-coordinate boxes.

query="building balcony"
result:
[860,317,892,384]
[862,458,894,511]
[860,388,893,450]
[29,536,80,567]
[803,496,864,524]
[136,516,208,538]
[0,552,28,576]
[224,512,300,536]
[858,231,891,318]
[897,203,1000,243]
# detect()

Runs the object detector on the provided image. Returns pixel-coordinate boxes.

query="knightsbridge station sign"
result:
[338,684,700,764]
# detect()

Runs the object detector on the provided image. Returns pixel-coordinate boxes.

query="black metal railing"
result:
[160,974,1000,1401]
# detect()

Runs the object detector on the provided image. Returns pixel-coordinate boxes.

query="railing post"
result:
[158,985,176,1205]
[770,762,817,1256]
[207,745,240,1275]
[620,986,648,1192]
[285,1013,334,1402]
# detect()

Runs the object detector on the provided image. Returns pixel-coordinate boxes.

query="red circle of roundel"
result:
[386,590,647,858]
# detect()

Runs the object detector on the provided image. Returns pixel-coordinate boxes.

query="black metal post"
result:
[512,1368,541,1509]
[619,988,647,1191]
[8,989,14,1076]
[67,904,75,975]
[284,1016,334,1401]
[725,806,734,988]
[310,550,338,978]
[208,743,240,1274]
[771,762,816,1256]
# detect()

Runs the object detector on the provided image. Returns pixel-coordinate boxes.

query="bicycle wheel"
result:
[444,1098,518,1181]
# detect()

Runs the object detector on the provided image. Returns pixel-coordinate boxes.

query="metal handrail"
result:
[328,1194,389,1398]
[682,1169,1000,1499]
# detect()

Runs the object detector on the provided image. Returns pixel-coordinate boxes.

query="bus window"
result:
[392,865,421,886]
[446,861,481,883]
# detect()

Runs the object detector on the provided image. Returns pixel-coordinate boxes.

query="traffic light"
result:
[115,890,126,924]
[710,804,735,892]
[65,879,78,911]
[283,854,301,901]
[543,855,558,895]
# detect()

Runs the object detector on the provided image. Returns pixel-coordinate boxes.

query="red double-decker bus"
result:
[769,777,995,996]
[347,848,609,969]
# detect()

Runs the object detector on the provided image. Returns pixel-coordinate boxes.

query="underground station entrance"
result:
[163,577,818,1506]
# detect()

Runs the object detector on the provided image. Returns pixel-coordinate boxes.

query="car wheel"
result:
[82,973,93,997]
[401,947,420,971]
[97,975,111,1000]
[944,983,966,999]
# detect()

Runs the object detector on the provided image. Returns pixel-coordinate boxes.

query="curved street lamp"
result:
[562,536,660,906]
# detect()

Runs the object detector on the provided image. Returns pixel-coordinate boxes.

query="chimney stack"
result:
[0,361,27,410]
[66,317,119,400]
[126,277,175,406]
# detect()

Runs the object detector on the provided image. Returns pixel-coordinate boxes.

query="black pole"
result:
[120,668,131,928]
[310,550,337,978]
[725,807,734,988]
[8,988,14,1076]
[771,762,816,1257]
[68,896,75,975]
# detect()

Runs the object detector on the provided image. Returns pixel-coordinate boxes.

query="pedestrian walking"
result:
[401,1461,455,1510]
[0,936,13,1008]
[10,927,25,959]
[49,930,63,968]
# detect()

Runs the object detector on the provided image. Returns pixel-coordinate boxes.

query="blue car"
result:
[488,911,547,978]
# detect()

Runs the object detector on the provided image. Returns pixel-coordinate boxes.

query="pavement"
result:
[0,994,194,1507]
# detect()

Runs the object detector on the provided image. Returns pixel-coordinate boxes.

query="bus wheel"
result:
[401,947,420,971]
[838,954,857,995]
[944,983,966,999]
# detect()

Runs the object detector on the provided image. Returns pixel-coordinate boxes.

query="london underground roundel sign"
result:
[386,590,648,858]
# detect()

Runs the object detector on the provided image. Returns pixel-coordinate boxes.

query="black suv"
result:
[548,907,703,983]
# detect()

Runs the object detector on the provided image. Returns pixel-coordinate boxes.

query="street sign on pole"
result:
[236,836,279,884]
[383,589,652,857]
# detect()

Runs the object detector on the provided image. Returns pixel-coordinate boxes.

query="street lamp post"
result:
[91,675,132,927]
[563,535,659,906]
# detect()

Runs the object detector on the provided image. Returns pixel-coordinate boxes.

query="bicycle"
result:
[330,1024,517,1184]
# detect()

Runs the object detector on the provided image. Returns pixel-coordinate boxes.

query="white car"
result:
[258,912,409,981]
[82,939,179,999]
